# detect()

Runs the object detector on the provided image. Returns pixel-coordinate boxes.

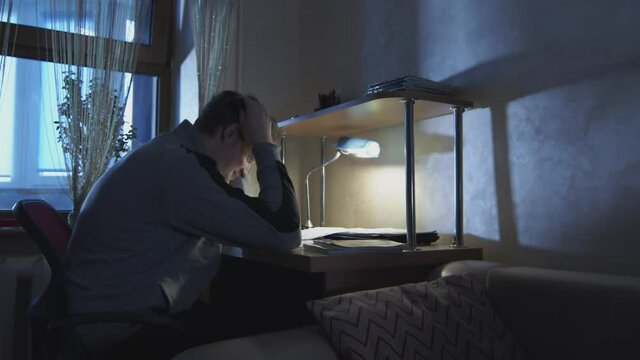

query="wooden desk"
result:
[208,244,482,338]
[221,244,481,294]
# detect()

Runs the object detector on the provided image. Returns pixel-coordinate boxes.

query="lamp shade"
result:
[336,137,381,158]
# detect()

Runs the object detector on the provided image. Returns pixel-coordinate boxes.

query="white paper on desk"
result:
[301,227,406,240]
[314,239,406,248]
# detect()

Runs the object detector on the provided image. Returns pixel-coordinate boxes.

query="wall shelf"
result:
[277,87,473,249]
[278,90,472,137]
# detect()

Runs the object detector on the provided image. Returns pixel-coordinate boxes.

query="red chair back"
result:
[12,199,72,271]
[12,200,75,359]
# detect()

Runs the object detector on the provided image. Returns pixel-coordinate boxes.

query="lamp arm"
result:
[304,151,342,228]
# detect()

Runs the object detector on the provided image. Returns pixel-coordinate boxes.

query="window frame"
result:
[0,0,172,216]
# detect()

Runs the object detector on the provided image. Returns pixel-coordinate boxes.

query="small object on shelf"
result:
[315,90,341,111]
[303,239,407,255]
[366,75,455,96]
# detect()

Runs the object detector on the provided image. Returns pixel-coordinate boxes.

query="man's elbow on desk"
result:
[272,230,302,251]
[252,229,301,252]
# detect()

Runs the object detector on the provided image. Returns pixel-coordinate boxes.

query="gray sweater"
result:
[65,121,301,316]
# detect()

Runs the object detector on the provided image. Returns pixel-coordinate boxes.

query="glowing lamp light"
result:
[304,137,381,228]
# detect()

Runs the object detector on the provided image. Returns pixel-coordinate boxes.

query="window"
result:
[0,0,153,44]
[0,56,157,210]
[0,0,170,212]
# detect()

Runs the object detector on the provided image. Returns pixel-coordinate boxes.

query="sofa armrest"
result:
[487,267,640,360]
[173,325,337,360]
[428,260,506,281]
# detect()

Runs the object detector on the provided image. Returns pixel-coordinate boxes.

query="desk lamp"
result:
[304,137,381,228]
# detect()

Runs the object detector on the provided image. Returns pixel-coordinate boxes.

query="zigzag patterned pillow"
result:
[307,275,525,360]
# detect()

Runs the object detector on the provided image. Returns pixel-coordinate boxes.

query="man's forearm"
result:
[253,142,284,210]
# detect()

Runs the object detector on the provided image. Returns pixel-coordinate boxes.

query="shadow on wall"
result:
[441,42,640,272]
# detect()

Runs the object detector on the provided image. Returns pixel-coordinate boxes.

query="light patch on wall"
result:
[417,112,453,137]
[356,164,407,228]
[504,73,640,256]
[462,108,500,242]
[416,152,453,234]
[414,108,501,242]
[325,161,407,229]
[179,48,199,124]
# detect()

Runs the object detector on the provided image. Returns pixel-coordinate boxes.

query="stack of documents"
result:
[301,227,439,245]
[366,75,455,96]
[302,239,407,255]
[302,227,404,240]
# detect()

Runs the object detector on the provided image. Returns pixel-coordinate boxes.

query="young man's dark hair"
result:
[195,91,262,139]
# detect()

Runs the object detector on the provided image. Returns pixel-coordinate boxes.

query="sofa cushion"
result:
[308,275,525,360]
[172,325,337,360]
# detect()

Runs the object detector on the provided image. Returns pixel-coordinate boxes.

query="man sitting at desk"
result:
[64,91,301,358]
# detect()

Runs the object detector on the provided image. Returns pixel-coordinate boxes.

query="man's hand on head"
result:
[240,97,273,145]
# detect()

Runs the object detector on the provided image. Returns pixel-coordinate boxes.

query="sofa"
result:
[174,260,640,360]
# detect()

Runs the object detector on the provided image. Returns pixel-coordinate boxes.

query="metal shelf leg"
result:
[404,99,417,250]
[279,135,287,163]
[320,136,327,227]
[452,106,465,248]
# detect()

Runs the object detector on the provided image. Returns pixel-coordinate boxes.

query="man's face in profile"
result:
[226,141,254,183]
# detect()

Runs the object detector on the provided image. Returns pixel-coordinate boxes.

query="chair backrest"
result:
[11,200,105,359]
[12,199,72,272]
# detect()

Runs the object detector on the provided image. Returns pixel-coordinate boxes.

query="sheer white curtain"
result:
[46,0,150,225]
[0,0,17,97]
[189,0,236,109]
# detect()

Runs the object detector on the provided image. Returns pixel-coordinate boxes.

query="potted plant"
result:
[55,72,135,226]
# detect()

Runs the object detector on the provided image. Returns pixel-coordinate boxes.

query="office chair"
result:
[12,199,182,360]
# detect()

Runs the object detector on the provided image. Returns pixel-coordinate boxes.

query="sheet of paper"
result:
[301,227,348,240]
[315,239,405,248]
[301,227,406,240]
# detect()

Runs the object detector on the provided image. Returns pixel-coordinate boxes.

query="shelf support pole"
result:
[404,99,417,250]
[452,106,465,248]
[320,136,327,226]
[279,135,287,164]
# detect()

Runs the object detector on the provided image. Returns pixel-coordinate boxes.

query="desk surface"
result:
[222,244,483,273]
